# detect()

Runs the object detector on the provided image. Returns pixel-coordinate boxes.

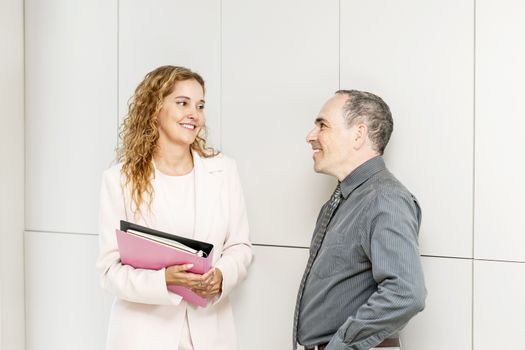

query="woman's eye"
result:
[197,104,205,110]
[176,101,187,106]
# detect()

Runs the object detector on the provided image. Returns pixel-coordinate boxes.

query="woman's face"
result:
[156,79,205,148]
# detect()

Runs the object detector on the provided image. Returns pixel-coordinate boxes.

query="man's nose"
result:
[306,127,318,143]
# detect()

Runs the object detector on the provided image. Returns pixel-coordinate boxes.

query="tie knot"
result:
[328,184,342,207]
[332,184,342,199]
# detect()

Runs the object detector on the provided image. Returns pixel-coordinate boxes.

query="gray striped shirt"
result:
[298,156,426,350]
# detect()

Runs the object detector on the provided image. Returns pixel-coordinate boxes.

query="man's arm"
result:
[326,191,426,350]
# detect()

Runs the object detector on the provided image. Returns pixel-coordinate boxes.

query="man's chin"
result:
[313,162,324,174]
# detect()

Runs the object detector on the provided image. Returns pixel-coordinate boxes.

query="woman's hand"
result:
[191,268,223,300]
[165,264,214,290]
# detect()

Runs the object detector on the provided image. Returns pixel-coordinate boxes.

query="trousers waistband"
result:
[374,338,400,348]
[304,345,327,350]
[305,337,400,350]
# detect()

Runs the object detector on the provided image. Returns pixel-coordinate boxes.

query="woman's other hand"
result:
[165,264,214,290]
[191,268,223,299]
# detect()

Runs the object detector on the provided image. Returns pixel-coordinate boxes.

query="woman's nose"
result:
[186,107,198,119]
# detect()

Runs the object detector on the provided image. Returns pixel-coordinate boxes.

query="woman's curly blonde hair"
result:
[117,65,216,214]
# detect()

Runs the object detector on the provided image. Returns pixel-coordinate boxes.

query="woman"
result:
[97,65,252,350]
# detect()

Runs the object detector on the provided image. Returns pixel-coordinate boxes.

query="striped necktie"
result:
[292,184,343,349]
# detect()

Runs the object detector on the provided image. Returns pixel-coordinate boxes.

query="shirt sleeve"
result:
[96,167,182,306]
[326,191,426,350]
[212,159,253,303]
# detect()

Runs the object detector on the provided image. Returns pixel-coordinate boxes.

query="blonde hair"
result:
[117,65,216,214]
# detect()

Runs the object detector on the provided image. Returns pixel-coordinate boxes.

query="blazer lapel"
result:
[192,151,223,243]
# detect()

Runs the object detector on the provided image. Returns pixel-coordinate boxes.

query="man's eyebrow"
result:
[315,117,328,125]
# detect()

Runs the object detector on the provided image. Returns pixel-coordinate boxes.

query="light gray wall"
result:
[0,0,25,349]
[21,1,525,350]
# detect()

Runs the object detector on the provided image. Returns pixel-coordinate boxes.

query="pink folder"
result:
[115,228,214,307]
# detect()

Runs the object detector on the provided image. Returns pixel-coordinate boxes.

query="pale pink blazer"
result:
[97,152,253,350]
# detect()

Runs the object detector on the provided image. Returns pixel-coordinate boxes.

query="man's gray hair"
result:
[335,90,393,155]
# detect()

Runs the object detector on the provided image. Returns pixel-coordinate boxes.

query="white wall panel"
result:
[401,257,472,350]
[473,260,525,350]
[340,0,474,258]
[119,0,221,148]
[475,0,525,261]
[25,231,114,350]
[222,0,339,247]
[25,0,117,234]
[231,245,308,350]
[0,0,25,348]
[25,1,525,350]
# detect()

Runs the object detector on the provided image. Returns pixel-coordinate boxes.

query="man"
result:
[293,90,426,350]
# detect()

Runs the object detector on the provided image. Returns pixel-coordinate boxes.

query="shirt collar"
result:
[339,156,386,199]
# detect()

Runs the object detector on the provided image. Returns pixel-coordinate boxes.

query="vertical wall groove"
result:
[116,0,120,153]
[219,0,223,150]
[471,0,477,349]
[338,0,341,90]
[22,0,27,346]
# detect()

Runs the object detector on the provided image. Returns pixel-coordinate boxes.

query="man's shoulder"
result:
[366,169,417,202]
[360,170,422,225]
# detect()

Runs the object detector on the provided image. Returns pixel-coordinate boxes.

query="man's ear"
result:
[353,123,368,149]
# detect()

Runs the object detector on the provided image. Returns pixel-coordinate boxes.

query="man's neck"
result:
[335,152,380,182]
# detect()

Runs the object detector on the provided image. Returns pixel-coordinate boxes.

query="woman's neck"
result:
[153,145,194,176]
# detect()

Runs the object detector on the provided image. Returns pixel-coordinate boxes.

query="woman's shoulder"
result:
[102,162,123,182]
[199,151,236,167]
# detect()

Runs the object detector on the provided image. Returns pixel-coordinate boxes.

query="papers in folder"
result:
[115,220,214,307]
[126,229,206,257]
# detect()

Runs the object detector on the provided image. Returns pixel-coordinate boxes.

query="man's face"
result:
[306,94,356,177]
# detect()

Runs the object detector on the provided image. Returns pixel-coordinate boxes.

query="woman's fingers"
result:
[167,266,223,299]
[173,263,194,272]
[166,264,208,289]
[191,268,223,298]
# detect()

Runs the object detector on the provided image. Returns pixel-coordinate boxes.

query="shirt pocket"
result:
[311,243,347,280]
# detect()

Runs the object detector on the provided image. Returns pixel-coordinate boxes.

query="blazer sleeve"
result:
[213,159,253,302]
[96,167,183,306]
